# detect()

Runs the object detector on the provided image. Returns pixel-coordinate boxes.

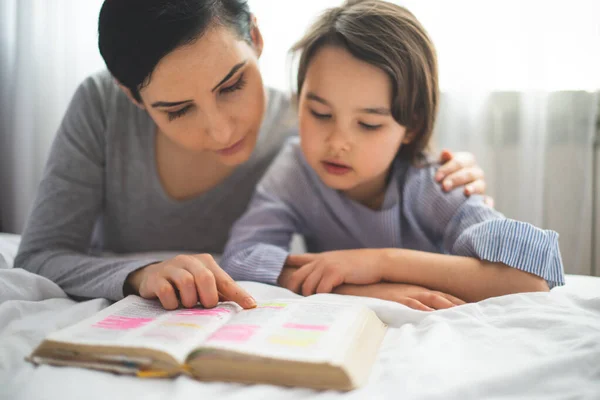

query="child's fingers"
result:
[398,297,434,312]
[301,265,325,297]
[286,253,317,267]
[421,293,456,310]
[287,262,317,294]
[437,292,466,306]
[315,270,344,294]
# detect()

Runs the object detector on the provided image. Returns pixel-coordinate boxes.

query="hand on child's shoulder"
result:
[435,149,494,207]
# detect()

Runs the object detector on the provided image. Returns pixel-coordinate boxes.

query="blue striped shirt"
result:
[222,138,565,288]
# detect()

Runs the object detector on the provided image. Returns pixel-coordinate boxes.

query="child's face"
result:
[298,46,410,200]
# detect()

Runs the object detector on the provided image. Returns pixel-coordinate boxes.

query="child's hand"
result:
[333,282,466,311]
[284,250,386,296]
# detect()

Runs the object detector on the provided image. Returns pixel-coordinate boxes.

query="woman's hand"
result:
[436,149,494,207]
[126,254,256,310]
[284,250,387,296]
[333,282,465,311]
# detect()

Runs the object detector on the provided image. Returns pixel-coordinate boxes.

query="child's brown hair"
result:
[291,0,439,162]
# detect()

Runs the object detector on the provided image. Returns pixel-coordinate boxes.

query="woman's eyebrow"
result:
[150,60,249,108]
[151,99,193,108]
[211,60,247,92]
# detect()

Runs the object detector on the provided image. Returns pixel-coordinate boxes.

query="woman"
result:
[16,0,489,310]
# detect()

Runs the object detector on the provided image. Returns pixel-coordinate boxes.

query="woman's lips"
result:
[216,136,246,156]
[322,160,352,175]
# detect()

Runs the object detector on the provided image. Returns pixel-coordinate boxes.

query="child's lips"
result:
[321,160,352,175]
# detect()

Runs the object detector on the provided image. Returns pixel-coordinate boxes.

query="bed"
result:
[1,233,599,400]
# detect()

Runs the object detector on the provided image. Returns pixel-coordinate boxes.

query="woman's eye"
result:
[359,122,382,131]
[310,109,332,120]
[220,73,246,94]
[167,105,192,122]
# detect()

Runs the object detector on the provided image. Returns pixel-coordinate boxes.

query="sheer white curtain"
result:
[0,0,105,233]
[1,0,598,274]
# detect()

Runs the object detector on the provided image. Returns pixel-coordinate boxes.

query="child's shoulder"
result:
[402,161,488,224]
[257,137,318,197]
[267,137,308,175]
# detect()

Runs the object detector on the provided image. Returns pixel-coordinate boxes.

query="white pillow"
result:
[0,233,21,268]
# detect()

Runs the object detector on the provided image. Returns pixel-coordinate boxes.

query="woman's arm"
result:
[15,76,162,301]
[16,76,255,309]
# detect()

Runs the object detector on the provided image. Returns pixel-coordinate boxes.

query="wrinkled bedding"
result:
[1,234,599,400]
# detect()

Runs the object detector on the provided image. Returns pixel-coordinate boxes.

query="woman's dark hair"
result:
[291,0,439,163]
[98,0,253,102]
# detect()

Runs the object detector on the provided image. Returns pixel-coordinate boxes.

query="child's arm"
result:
[284,166,564,302]
[283,248,549,302]
[220,139,310,284]
[220,188,302,285]
[380,250,549,302]
[279,266,464,310]
[390,166,564,300]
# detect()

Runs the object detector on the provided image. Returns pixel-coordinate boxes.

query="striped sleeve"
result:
[220,140,308,284]
[406,166,565,288]
[220,188,301,284]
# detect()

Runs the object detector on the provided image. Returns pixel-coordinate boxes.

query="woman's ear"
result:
[249,15,264,58]
[114,80,145,110]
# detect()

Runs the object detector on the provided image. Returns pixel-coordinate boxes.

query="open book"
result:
[28,295,387,390]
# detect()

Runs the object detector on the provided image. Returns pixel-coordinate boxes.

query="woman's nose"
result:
[204,111,233,145]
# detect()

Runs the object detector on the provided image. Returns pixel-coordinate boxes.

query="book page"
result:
[46,296,240,363]
[195,299,363,364]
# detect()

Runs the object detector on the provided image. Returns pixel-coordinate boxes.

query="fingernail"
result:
[435,172,443,182]
[444,179,452,190]
[244,297,257,308]
[465,185,473,194]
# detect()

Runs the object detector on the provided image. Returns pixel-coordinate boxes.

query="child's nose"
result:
[327,128,350,153]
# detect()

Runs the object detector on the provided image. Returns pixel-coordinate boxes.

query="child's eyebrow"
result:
[306,92,390,115]
[358,107,390,116]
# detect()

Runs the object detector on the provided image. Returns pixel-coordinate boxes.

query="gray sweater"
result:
[15,70,297,301]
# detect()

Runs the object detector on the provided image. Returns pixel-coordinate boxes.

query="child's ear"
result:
[114,79,145,110]
[402,130,417,144]
[403,114,424,144]
[249,15,264,59]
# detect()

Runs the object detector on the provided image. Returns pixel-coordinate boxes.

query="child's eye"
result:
[220,73,246,95]
[310,109,332,120]
[167,105,192,122]
[359,122,382,131]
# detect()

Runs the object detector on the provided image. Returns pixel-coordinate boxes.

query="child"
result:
[221,0,564,306]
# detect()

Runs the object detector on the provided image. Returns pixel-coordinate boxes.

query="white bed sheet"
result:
[1,235,599,400]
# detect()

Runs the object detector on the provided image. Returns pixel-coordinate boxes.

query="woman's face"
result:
[137,24,266,167]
